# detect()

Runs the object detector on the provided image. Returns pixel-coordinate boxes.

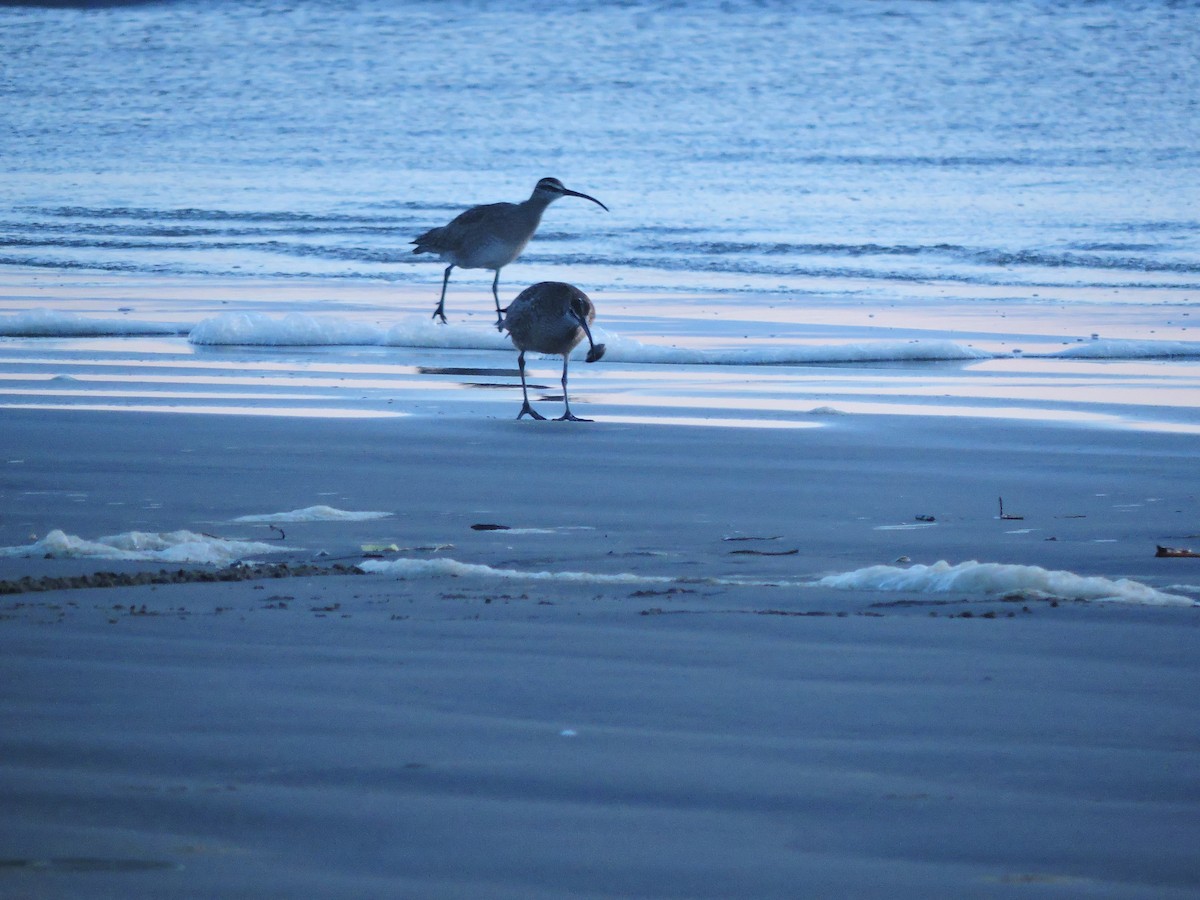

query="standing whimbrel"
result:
[502,281,606,422]
[412,178,608,327]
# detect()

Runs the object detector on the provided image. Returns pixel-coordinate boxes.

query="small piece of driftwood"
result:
[998,497,1024,520]
[729,548,799,556]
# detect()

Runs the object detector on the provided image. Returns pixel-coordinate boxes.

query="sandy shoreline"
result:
[2,404,1199,897]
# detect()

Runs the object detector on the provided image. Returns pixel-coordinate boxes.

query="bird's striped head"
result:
[532,177,609,211]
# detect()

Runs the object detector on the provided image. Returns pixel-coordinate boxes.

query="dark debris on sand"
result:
[0,562,363,596]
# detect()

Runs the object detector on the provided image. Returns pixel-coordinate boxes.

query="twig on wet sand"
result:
[998,497,1024,520]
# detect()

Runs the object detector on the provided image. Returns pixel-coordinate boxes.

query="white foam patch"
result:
[185,312,992,365]
[0,309,184,337]
[359,555,1193,606]
[0,529,286,565]
[358,556,674,585]
[232,505,392,523]
[189,312,385,346]
[593,331,991,365]
[1049,339,1200,359]
[385,318,513,351]
[188,312,512,350]
[815,559,1194,606]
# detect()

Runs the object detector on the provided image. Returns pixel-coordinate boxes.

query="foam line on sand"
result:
[360,556,1194,606]
[0,529,287,566]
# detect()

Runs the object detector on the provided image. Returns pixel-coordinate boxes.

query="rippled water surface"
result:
[3,0,1199,300]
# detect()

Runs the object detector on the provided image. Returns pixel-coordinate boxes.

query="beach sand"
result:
[2,402,1198,898]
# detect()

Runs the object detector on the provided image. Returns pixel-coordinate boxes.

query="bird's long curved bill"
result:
[562,188,609,212]
[572,311,607,363]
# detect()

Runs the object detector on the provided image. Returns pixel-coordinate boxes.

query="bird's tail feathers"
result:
[411,227,446,254]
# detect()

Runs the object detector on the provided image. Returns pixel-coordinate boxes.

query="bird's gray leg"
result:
[516,351,545,420]
[491,271,505,331]
[555,355,592,422]
[432,265,453,323]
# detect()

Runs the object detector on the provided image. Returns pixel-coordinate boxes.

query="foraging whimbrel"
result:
[502,281,606,422]
[412,178,608,327]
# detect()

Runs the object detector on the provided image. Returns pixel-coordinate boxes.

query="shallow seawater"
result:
[2,323,1199,432]
[2,0,1198,302]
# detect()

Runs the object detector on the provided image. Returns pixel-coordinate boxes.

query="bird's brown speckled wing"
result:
[412,202,515,254]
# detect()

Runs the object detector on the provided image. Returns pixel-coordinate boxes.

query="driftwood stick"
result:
[998,497,1024,520]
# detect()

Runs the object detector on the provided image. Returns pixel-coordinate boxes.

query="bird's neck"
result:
[518,195,554,225]
[524,193,556,213]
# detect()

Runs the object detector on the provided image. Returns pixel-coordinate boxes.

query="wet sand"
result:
[2,404,1199,898]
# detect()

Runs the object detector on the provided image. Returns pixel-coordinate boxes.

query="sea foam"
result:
[0,529,286,565]
[358,555,1194,606]
[11,308,1197,366]
[358,556,674,585]
[188,312,384,346]
[233,506,392,523]
[0,309,183,337]
[816,559,1194,606]
[1050,339,1200,359]
[187,312,989,364]
[593,331,990,365]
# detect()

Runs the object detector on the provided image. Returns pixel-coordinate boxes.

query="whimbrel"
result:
[502,281,605,422]
[412,178,608,327]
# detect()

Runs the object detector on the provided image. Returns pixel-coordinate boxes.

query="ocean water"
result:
[3,0,1198,298]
